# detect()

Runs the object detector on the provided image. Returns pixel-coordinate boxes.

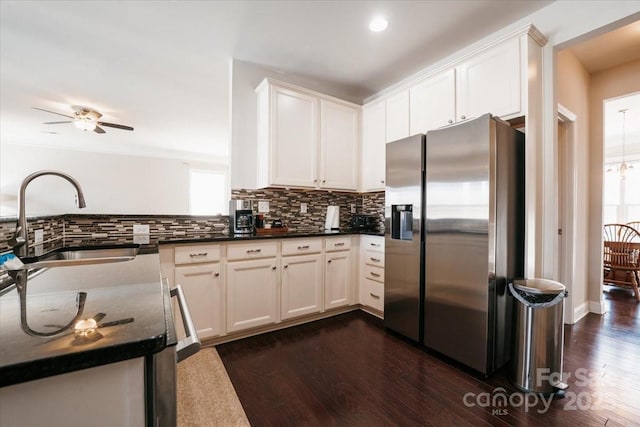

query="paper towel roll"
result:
[324,205,340,230]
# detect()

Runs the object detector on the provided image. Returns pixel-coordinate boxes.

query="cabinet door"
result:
[226,259,279,332]
[385,90,410,143]
[174,263,223,339]
[361,100,386,191]
[271,86,318,187]
[319,99,358,190]
[281,254,323,320]
[456,37,522,120]
[410,69,456,134]
[325,250,353,310]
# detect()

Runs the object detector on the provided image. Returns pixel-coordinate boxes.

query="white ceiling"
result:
[568,19,640,73]
[566,19,640,162]
[0,0,553,160]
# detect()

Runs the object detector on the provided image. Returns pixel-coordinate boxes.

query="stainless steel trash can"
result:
[509,279,567,394]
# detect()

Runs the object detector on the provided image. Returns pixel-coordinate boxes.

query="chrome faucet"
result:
[9,170,86,258]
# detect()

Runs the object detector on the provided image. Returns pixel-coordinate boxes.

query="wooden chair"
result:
[626,221,640,239]
[603,224,640,302]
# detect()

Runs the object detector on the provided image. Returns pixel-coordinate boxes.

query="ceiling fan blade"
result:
[98,121,134,131]
[33,107,74,119]
[43,121,72,125]
[94,125,106,134]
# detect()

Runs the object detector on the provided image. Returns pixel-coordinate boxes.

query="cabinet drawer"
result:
[282,239,322,256]
[363,250,384,267]
[363,264,384,283]
[361,235,384,252]
[227,242,278,261]
[174,244,221,265]
[325,237,351,252]
[363,278,384,311]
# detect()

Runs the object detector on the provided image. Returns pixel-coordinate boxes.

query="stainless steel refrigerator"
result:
[384,114,524,376]
[383,134,425,343]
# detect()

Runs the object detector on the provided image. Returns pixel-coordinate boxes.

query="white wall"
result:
[0,143,223,216]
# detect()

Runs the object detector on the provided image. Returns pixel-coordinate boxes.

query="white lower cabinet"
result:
[281,253,324,320]
[325,237,354,310]
[226,258,279,333]
[359,235,385,314]
[174,263,223,339]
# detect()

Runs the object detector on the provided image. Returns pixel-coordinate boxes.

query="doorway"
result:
[601,93,640,304]
[557,105,579,323]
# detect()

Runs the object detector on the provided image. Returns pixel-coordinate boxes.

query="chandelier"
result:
[606,108,634,178]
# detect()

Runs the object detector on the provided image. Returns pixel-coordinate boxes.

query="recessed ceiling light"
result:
[369,16,388,33]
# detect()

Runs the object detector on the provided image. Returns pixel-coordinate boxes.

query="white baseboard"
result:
[588,300,606,315]
[572,302,589,323]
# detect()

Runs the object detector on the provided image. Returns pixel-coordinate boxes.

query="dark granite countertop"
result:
[13,229,384,256]
[0,253,169,387]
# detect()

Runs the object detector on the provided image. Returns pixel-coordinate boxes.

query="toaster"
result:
[350,214,377,231]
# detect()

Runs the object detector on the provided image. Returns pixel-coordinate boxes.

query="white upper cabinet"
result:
[320,99,359,190]
[257,83,318,188]
[361,100,386,192]
[385,90,410,143]
[455,37,522,121]
[409,69,456,134]
[256,78,359,191]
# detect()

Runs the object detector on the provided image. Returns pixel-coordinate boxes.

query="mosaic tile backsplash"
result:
[231,188,383,231]
[0,189,384,253]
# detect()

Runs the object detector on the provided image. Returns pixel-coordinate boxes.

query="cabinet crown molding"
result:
[364,24,547,104]
[255,77,361,109]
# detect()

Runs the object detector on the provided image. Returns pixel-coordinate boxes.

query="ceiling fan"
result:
[34,105,134,134]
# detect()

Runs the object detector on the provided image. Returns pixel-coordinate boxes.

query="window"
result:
[189,169,227,215]
[603,93,640,224]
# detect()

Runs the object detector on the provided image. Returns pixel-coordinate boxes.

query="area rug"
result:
[177,346,250,426]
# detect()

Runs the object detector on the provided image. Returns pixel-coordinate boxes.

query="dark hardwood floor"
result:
[217,289,640,426]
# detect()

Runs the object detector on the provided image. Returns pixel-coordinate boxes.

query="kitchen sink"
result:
[5,245,140,270]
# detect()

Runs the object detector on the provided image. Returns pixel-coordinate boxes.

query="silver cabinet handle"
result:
[461,115,466,120]
[370,293,380,299]
[370,257,381,262]
[171,284,201,363]
[448,119,453,124]
[297,245,310,250]
[380,180,385,184]
[370,272,381,278]
[246,249,262,254]
[189,252,208,257]
[370,243,381,247]
[334,242,345,247]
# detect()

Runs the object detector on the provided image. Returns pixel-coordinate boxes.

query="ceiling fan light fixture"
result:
[369,16,388,33]
[73,119,97,131]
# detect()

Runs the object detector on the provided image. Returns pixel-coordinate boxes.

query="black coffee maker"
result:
[229,200,254,234]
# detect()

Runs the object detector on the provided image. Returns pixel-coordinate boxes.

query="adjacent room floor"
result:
[216,289,640,426]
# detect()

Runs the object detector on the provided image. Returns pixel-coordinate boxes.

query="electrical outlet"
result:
[300,203,308,214]
[258,200,270,213]
[133,234,150,244]
[350,204,356,214]
[34,229,44,243]
[133,224,150,235]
